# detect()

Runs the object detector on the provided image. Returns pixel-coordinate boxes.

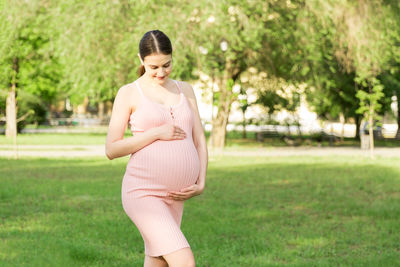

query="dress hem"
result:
[145,245,191,257]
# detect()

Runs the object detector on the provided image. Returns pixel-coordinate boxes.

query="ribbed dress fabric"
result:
[121,79,200,257]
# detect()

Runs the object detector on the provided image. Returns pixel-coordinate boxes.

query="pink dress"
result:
[121,79,200,257]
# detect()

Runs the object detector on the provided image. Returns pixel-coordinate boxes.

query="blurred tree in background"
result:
[0,0,63,138]
[297,0,397,157]
[1,0,399,151]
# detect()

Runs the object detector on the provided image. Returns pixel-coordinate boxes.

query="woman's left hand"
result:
[166,184,204,201]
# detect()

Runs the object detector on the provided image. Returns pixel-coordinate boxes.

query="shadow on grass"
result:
[0,156,399,266]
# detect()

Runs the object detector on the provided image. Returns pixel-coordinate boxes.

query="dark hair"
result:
[137,30,173,77]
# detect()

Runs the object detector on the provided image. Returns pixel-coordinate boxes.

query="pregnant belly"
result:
[125,139,200,191]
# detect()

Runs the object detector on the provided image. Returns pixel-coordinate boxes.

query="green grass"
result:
[1,154,399,266]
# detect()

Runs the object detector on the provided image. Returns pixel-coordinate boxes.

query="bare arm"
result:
[182,81,208,192]
[105,85,160,160]
[105,84,187,160]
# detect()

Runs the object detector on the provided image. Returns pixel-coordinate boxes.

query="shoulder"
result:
[115,81,141,101]
[116,82,136,96]
[115,83,130,97]
[175,80,200,112]
[176,80,196,99]
[114,82,139,112]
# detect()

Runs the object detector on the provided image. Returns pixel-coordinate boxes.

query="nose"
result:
[157,68,166,76]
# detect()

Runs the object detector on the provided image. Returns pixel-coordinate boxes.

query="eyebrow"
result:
[148,60,171,67]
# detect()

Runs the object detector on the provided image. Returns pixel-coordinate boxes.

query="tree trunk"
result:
[340,112,345,142]
[98,101,104,121]
[296,114,302,137]
[75,96,89,116]
[297,124,302,137]
[211,72,215,129]
[242,108,246,139]
[329,122,333,146]
[6,84,17,138]
[6,58,18,139]
[396,90,400,140]
[209,58,242,149]
[6,58,19,159]
[355,114,361,140]
[210,81,233,149]
[210,58,232,149]
[368,105,375,159]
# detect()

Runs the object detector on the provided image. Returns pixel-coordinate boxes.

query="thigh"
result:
[123,195,190,257]
[162,247,195,267]
[144,255,168,267]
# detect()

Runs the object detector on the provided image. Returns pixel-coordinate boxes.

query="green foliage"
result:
[256,90,288,115]
[1,0,399,135]
[15,90,48,132]
[54,0,204,105]
[355,78,385,126]
[381,71,400,119]
[293,0,398,129]
[237,85,251,112]
[0,0,64,129]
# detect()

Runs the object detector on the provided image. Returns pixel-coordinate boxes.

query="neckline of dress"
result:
[135,79,184,109]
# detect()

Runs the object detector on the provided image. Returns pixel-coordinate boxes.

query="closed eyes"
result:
[151,63,170,69]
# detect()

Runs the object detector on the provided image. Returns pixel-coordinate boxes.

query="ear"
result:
[137,53,144,65]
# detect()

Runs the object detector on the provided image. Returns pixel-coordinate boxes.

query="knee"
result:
[168,256,195,267]
[183,257,195,267]
[162,247,196,267]
[176,259,195,267]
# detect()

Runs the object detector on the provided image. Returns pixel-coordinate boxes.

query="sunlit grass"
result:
[1,154,399,266]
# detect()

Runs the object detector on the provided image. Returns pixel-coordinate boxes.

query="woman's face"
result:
[139,53,172,84]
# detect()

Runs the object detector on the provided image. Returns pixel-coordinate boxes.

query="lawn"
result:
[1,152,399,266]
[1,130,399,148]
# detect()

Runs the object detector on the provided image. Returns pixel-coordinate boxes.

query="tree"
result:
[290,1,363,141]
[0,0,62,143]
[381,71,400,139]
[54,0,201,117]
[297,0,395,157]
[330,0,393,158]
[381,0,400,139]
[191,1,289,149]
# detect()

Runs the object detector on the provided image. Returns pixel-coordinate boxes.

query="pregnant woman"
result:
[105,30,208,267]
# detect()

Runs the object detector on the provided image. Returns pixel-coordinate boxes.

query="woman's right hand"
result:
[155,124,186,141]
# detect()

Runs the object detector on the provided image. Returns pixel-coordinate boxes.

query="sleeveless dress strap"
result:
[134,81,145,97]
[174,80,182,94]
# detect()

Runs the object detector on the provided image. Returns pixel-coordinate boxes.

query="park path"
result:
[0,144,399,158]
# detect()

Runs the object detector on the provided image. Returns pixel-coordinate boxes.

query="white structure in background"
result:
[65,97,72,111]
[191,75,398,138]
